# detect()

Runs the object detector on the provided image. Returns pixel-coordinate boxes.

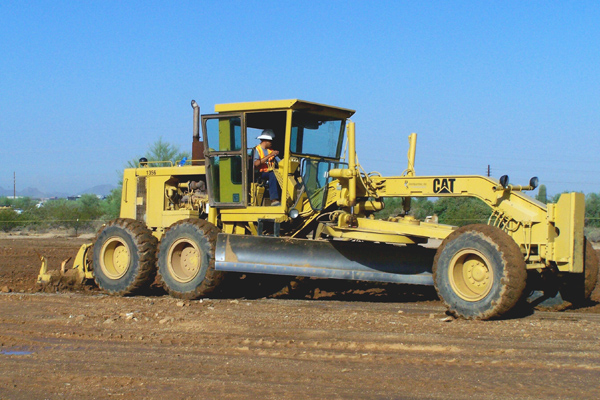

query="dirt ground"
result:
[1,236,600,399]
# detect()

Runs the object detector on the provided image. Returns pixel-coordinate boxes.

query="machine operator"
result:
[254,129,281,206]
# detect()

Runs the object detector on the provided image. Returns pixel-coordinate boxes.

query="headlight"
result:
[288,209,299,219]
[529,177,539,189]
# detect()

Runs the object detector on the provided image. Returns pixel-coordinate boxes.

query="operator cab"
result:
[201,100,355,211]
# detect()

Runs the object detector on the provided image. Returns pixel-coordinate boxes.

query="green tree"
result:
[78,194,103,220]
[585,192,600,228]
[101,188,122,220]
[0,209,19,232]
[410,197,435,221]
[0,196,37,210]
[535,184,548,204]
[434,197,490,226]
[127,137,190,168]
[377,197,489,226]
[41,199,79,229]
[377,197,405,219]
[18,207,44,231]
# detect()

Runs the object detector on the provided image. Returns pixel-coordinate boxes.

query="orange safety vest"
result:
[255,145,275,172]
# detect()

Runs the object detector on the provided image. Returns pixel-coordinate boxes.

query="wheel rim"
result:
[448,249,493,301]
[99,237,131,280]
[167,238,202,283]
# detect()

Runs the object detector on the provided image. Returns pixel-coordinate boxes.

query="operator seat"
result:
[249,147,270,206]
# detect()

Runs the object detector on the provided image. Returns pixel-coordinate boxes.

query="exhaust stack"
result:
[191,100,204,165]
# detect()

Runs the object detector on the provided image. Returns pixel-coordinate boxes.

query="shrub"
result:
[0,209,20,232]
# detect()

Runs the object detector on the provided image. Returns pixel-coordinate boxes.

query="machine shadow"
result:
[217,273,440,303]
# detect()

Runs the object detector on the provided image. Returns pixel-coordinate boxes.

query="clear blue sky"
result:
[1,1,599,197]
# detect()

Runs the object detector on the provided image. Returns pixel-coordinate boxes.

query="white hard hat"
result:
[257,129,275,141]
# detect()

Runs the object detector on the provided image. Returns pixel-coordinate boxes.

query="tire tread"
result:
[433,224,527,320]
[157,218,224,300]
[92,218,158,296]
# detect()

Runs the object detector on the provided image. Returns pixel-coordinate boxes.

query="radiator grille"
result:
[136,176,146,222]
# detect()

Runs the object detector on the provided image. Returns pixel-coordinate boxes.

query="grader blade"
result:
[215,233,436,285]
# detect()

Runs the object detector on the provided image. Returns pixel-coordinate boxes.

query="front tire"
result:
[433,224,527,320]
[157,219,224,299]
[92,218,158,295]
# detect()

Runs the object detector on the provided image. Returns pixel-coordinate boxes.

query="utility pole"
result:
[13,172,15,199]
[487,165,491,177]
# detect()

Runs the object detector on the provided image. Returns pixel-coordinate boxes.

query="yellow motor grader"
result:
[42,99,598,319]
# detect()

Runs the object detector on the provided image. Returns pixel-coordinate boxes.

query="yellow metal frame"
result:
[327,130,585,273]
[116,99,584,275]
[215,99,355,119]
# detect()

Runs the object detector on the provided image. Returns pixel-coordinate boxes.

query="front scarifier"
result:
[157,218,224,299]
[433,224,527,320]
[92,218,158,295]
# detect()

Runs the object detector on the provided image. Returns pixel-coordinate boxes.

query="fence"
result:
[0,218,108,235]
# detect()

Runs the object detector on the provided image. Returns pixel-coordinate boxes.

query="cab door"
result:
[202,113,247,207]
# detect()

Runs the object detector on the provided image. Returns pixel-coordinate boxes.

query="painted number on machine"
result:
[146,170,157,176]
[433,178,456,193]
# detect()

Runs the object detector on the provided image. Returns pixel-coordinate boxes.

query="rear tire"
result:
[157,219,224,299]
[92,218,158,295]
[559,237,598,305]
[583,238,599,299]
[433,224,527,320]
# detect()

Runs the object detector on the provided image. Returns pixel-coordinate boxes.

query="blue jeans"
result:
[261,171,279,201]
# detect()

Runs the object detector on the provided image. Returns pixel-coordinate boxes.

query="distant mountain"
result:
[77,184,117,197]
[0,184,116,199]
[0,186,57,198]
[19,187,48,198]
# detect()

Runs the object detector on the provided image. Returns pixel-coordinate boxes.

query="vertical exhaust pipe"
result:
[191,100,204,165]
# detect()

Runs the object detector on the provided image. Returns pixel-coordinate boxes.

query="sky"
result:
[1,1,599,197]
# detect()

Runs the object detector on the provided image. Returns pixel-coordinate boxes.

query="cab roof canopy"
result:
[214,99,355,119]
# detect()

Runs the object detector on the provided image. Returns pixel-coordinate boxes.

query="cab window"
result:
[291,112,345,159]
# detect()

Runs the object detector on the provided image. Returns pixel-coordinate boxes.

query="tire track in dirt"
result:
[2,293,600,373]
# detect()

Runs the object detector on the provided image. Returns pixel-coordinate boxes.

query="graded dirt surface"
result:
[1,237,600,399]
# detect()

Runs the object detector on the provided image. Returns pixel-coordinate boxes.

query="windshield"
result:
[290,112,345,159]
[302,159,347,211]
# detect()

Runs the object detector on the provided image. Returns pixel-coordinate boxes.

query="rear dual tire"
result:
[92,218,158,296]
[157,219,224,299]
